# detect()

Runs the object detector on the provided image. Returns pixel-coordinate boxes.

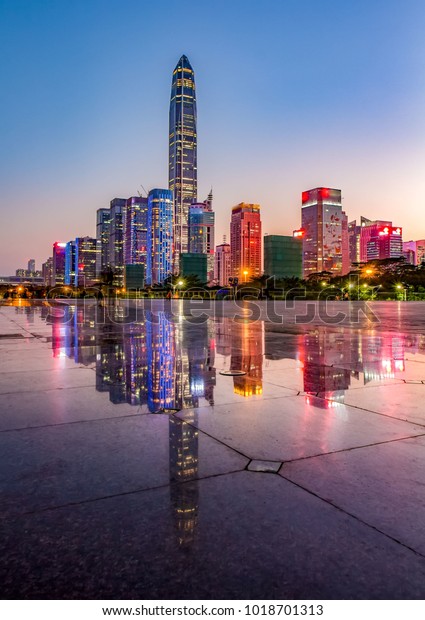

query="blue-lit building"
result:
[124,196,148,266]
[146,189,173,285]
[169,55,197,271]
[64,240,76,285]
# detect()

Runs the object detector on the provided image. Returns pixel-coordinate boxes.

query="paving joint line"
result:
[278,432,425,464]
[278,473,425,560]
[2,467,249,520]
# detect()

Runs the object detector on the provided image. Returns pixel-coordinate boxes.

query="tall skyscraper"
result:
[65,240,76,285]
[169,55,197,271]
[109,198,126,286]
[27,259,35,274]
[146,189,173,285]
[96,208,111,278]
[75,237,99,287]
[52,242,67,286]
[124,196,148,266]
[301,188,349,278]
[230,203,262,281]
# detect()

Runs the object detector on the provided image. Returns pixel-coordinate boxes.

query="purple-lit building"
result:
[52,242,67,286]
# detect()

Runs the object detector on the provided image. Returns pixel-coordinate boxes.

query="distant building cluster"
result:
[11,56,424,288]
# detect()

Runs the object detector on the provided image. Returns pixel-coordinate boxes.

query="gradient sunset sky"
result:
[1,0,425,274]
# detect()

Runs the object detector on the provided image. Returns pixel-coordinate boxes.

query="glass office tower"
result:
[124,196,148,266]
[169,55,197,271]
[301,188,349,277]
[146,189,173,285]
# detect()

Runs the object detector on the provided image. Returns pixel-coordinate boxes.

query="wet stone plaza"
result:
[1,299,425,599]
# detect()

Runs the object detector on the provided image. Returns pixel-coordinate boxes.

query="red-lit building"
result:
[366,225,403,261]
[52,242,67,286]
[358,218,391,262]
[230,203,262,281]
[301,188,349,278]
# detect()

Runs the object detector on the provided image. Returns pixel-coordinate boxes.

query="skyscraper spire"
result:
[169,55,197,272]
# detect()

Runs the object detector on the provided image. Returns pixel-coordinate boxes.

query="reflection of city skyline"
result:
[265,327,425,407]
[39,305,425,410]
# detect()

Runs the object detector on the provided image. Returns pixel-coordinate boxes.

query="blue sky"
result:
[1,0,425,273]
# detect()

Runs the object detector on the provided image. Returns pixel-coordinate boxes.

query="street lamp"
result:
[396,284,406,301]
[243,270,248,283]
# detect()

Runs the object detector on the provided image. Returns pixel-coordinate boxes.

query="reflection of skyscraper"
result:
[146,312,177,412]
[169,55,197,271]
[231,321,264,397]
[303,332,352,404]
[169,415,199,547]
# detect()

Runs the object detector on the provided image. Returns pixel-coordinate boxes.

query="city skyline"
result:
[1,0,425,274]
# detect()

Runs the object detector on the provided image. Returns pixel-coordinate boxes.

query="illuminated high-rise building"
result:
[230,203,262,281]
[109,198,126,287]
[348,219,362,265]
[188,192,215,281]
[27,259,35,274]
[359,217,391,262]
[301,188,349,277]
[366,224,403,261]
[214,242,231,286]
[169,55,197,270]
[96,208,111,278]
[74,237,99,287]
[146,189,173,285]
[403,239,425,266]
[42,257,53,286]
[124,196,148,266]
[65,240,76,285]
[52,242,67,286]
